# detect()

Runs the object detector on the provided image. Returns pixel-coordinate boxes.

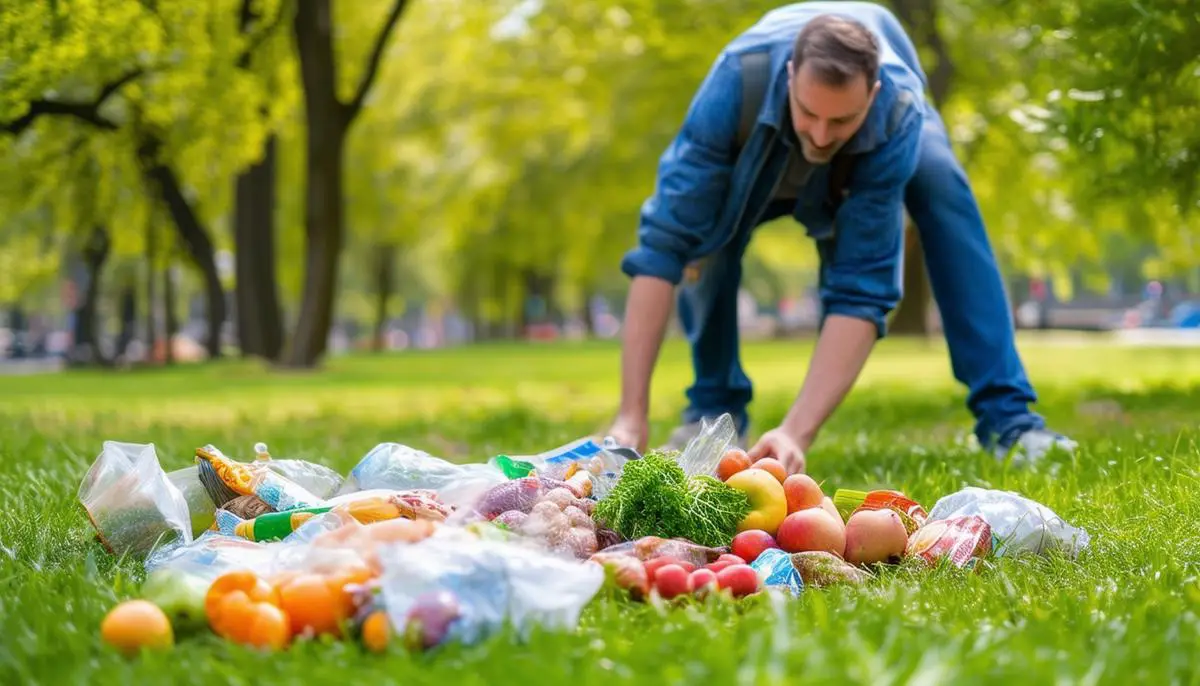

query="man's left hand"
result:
[747,429,806,475]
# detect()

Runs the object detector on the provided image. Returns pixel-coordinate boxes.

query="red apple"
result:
[752,458,788,484]
[715,564,760,597]
[775,508,846,555]
[653,564,690,599]
[783,474,824,513]
[717,449,752,481]
[730,530,779,564]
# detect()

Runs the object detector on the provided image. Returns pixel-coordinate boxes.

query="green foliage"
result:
[2,341,1200,681]
[594,449,750,548]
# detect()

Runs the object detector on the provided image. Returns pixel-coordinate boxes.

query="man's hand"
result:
[607,413,649,453]
[748,429,807,475]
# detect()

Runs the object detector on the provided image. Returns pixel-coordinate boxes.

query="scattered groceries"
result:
[81,414,1091,657]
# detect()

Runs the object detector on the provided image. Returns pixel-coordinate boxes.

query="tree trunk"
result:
[116,282,137,361]
[163,257,177,366]
[234,134,284,360]
[70,225,112,367]
[580,288,596,337]
[287,0,347,367]
[145,213,158,363]
[285,0,407,367]
[138,135,226,359]
[372,243,396,352]
[886,0,957,336]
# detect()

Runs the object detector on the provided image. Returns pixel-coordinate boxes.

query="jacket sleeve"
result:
[620,52,742,285]
[818,101,923,338]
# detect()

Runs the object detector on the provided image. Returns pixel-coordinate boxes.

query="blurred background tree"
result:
[2,0,1197,367]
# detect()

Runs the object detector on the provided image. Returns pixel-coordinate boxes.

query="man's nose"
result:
[810,122,832,147]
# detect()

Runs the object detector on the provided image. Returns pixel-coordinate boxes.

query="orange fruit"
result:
[361,610,390,653]
[751,458,788,484]
[717,449,752,481]
[239,603,291,650]
[206,570,278,637]
[100,600,174,656]
[278,573,348,638]
[326,566,376,616]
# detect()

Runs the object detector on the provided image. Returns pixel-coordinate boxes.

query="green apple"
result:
[141,569,212,635]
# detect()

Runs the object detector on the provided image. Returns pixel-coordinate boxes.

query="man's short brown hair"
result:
[792,14,881,88]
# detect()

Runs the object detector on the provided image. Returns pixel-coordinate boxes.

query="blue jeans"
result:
[677,106,1046,448]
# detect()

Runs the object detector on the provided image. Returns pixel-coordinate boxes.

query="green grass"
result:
[2,334,1200,684]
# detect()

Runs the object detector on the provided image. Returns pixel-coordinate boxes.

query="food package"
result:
[926,487,1090,558]
[595,536,727,567]
[78,441,194,557]
[490,437,631,499]
[749,548,804,596]
[195,445,323,512]
[906,515,994,569]
[788,551,873,587]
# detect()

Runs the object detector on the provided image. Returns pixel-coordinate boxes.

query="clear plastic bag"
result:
[376,531,605,649]
[675,413,737,478]
[338,443,508,507]
[926,487,1090,558]
[265,458,344,500]
[78,441,194,558]
[166,466,216,538]
[143,531,284,583]
[595,536,727,567]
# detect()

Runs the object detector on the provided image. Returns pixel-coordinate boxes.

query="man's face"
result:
[787,61,880,163]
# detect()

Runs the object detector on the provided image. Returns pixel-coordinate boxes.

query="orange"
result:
[361,610,390,653]
[278,573,348,638]
[206,570,278,638]
[100,600,174,656]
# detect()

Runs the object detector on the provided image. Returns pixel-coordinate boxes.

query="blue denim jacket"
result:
[621,2,929,336]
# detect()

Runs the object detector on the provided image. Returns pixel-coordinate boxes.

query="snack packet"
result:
[833,488,928,534]
[196,445,323,512]
[750,548,804,597]
[905,514,994,570]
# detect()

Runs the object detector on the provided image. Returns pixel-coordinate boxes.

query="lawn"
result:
[2,334,1199,684]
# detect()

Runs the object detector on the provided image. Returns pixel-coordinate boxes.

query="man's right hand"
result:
[606,413,649,453]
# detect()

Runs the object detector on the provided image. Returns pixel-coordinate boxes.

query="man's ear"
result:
[870,79,881,98]
[786,59,795,80]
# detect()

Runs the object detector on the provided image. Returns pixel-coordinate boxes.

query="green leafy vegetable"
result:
[593,450,751,548]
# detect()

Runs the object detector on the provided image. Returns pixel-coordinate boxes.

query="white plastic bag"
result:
[338,442,507,507]
[376,530,604,648]
[78,441,194,558]
[926,487,1090,558]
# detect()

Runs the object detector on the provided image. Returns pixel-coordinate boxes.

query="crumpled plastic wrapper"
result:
[926,487,1090,558]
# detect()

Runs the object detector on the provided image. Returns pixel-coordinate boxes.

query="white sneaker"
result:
[994,428,1079,462]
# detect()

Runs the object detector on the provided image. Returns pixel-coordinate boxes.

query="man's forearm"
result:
[780,314,878,450]
[618,276,676,417]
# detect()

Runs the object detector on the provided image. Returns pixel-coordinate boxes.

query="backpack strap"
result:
[736,50,771,152]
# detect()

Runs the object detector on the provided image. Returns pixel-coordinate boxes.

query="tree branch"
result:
[344,0,409,120]
[2,69,142,136]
